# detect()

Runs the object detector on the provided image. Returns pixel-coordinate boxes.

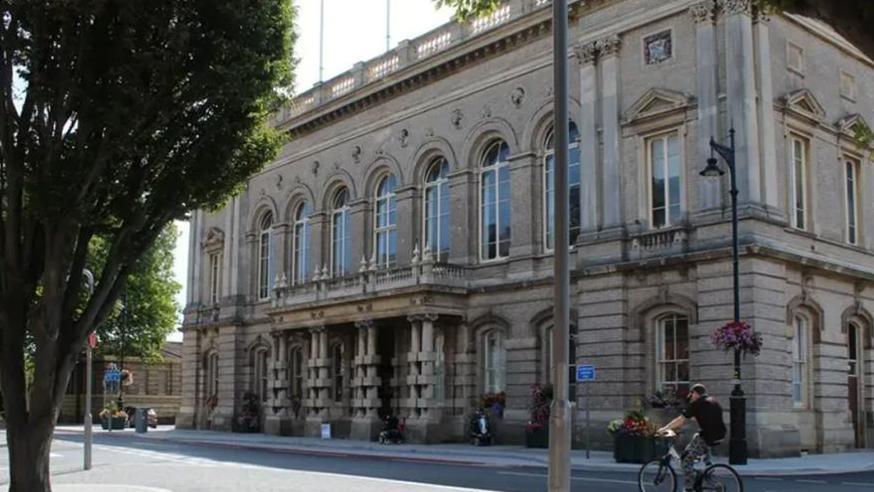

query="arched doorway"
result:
[848,322,865,448]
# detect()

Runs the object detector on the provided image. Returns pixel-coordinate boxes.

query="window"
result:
[374,174,398,268]
[790,136,808,230]
[648,132,682,228]
[840,71,857,101]
[792,315,809,407]
[253,348,269,403]
[257,212,273,299]
[544,122,581,249]
[289,346,304,399]
[208,253,221,304]
[331,188,352,276]
[332,344,344,402]
[423,158,450,261]
[480,141,511,260]
[846,159,860,245]
[787,42,805,75]
[292,201,312,284]
[483,330,506,393]
[206,352,219,397]
[656,314,690,398]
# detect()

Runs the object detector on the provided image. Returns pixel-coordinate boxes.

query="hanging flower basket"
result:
[711,320,763,356]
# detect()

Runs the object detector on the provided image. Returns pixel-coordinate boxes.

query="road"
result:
[0,432,871,491]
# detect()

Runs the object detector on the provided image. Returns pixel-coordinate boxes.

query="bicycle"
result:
[638,430,743,492]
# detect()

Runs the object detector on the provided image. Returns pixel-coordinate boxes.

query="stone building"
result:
[178,0,874,457]
[61,342,183,424]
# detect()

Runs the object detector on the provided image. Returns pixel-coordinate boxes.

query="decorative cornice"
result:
[597,34,622,57]
[689,1,716,24]
[573,41,598,65]
[720,0,752,17]
[354,319,375,330]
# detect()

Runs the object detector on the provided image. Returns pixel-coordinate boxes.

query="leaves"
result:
[433,0,503,21]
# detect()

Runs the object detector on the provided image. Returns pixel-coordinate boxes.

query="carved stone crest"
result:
[510,87,526,107]
[311,160,320,175]
[481,105,492,119]
[352,145,362,164]
[399,128,410,148]
[451,109,463,129]
[275,174,284,190]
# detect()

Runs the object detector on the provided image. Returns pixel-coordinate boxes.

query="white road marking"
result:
[842,482,874,487]
[795,479,827,484]
[497,471,636,485]
[755,477,784,481]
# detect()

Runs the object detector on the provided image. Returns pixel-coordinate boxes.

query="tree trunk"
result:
[7,420,54,492]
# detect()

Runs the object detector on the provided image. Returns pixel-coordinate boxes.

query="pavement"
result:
[54,424,874,477]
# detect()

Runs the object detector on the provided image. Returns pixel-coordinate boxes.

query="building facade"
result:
[178,0,874,457]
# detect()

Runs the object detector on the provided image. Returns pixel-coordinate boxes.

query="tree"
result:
[92,224,181,363]
[0,1,294,490]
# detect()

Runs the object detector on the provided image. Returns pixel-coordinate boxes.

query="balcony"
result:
[271,247,468,310]
[628,227,689,260]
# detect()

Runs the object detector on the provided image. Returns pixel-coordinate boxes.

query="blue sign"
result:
[104,369,121,382]
[576,364,595,382]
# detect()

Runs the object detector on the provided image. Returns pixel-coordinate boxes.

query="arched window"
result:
[288,346,304,399]
[252,347,270,402]
[374,174,398,268]
[206,352,219,398]
[331,188,352,276]
[292,201,312,284]
[257,212,273,299]
[656,314,690,398]
[792,314,810,407]
[332,344,345,402]
[423,158,450,261]
[483,330,506,393]
[480,141,511,261]
[544,122,581,249]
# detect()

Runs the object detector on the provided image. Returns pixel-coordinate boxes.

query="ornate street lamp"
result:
[700,128,748,465]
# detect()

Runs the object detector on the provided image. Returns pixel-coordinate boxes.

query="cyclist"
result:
[657,384,727,491]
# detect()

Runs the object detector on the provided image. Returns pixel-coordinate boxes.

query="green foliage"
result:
[434,0,503,21]
[90,224,181,362]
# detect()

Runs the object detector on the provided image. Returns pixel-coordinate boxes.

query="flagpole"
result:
[386,0,391,52]
[319,0,325,82]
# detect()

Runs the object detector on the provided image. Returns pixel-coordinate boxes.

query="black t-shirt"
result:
[682,396,727,446]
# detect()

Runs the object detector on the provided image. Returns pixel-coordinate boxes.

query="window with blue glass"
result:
[544,122,581,250]
[374,174,398,268]
[331,188,352,276]
[292,201,312,284]
[423,158,450,261]
[480,141,511,261]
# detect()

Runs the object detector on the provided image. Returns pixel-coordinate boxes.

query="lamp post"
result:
[699,128,747,465]
[118,290,128,411]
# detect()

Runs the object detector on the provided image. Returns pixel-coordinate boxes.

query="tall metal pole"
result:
[82,269,95,470]
[386,0,391,52]
[319,0,325,82]
[726,128,747,465]
[548,1,571,491]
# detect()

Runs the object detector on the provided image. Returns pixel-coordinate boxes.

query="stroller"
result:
[470,408,492,446]
[378,414,404,444]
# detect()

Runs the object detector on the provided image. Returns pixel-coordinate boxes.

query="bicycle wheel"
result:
[639,459,677,492]
[698,464,743,492]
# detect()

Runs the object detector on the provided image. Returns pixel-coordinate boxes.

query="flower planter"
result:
[612,433,669,463]
[100,416,126,430]
[525,426,549,448]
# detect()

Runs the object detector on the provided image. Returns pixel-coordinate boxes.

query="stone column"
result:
[753,12,779,211]
[447,170,475,265]
[406,314,444,442]
[351,320,382,440]
[212,324,240,431]
[395,186,416,266]
[691,1,721,211]
[723,0,762,204]
[265,332,290,435]
[420,314,436,418]
[598,35,622,230]
[176,327,200,429]
[305,326,330,436]
[575,41,599,233]
[406,315,422,419]
[190,210,203,304]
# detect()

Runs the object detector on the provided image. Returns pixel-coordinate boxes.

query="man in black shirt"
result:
[657,384,727,490]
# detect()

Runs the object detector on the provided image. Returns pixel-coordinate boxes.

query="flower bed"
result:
[607,408,666,463]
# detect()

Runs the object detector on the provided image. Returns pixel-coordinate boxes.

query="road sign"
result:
[576,364,595,382]
[104,368,121,382]
[87,333,98,349]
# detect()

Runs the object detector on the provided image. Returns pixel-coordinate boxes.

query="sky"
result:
[168,1,455,340]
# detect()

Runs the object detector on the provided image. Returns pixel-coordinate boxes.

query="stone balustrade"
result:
[271,247,469,309]
[272,0,556,126]
[629,227,689,260]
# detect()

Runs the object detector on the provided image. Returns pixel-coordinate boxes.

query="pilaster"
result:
[395,186,416,266]
[351,320,382,440]
[447,170,475,265]
[598,35,622,228]
[753,14,779,212]
[723,0,762,204]
[508,153,537,257]
[575,41,599,232]
[691,1,721,211]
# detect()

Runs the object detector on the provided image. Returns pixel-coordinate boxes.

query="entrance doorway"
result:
[848,322,865,448]
[377,324,397,419]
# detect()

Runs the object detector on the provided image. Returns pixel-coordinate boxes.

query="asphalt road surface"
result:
[0,432,871,491]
